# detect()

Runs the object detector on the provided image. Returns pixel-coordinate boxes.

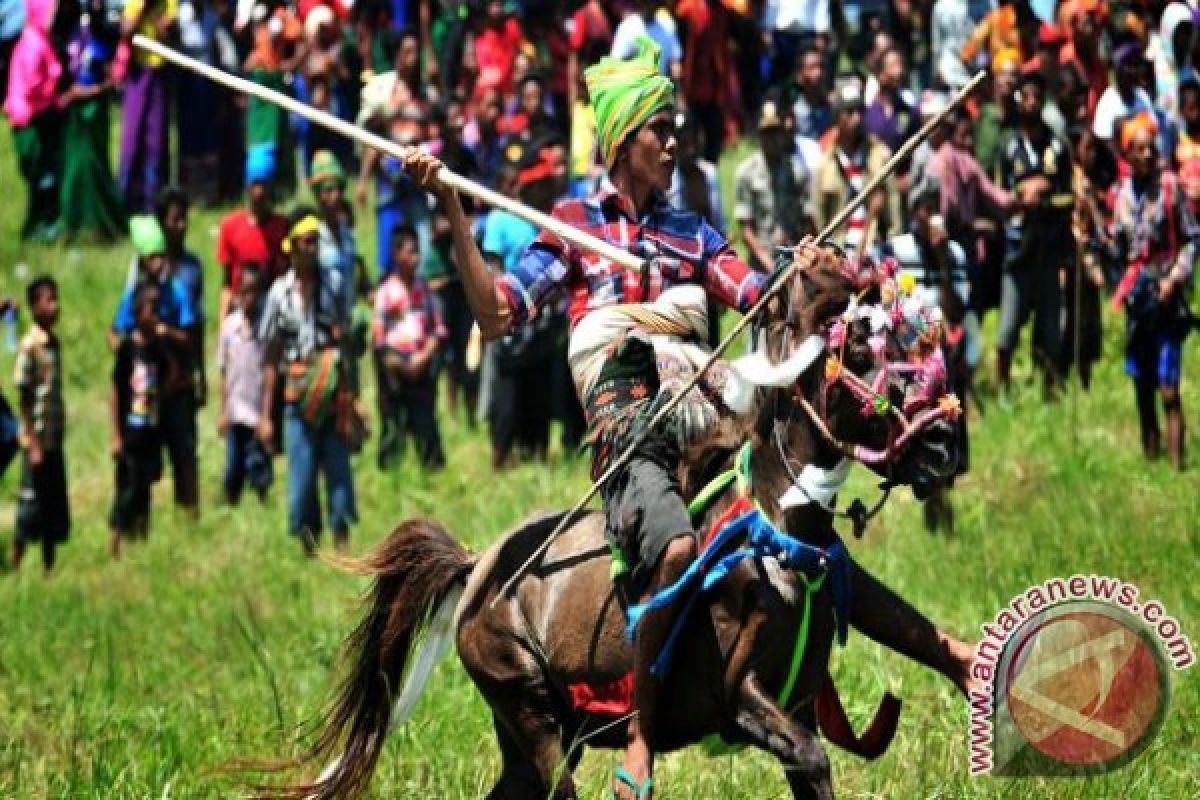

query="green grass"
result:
[0,126,1197,799]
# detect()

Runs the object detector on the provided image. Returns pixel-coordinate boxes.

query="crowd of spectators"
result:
[1,0,1196,567]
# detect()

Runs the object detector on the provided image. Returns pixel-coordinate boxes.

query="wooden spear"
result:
[140,29,983,602]
[489,70,988,606]
[131,34,644,271]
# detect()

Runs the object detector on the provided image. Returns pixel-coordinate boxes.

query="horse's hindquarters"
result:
[456,511,632,685]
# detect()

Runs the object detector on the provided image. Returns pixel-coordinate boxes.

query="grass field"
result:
[0,126,1196,799]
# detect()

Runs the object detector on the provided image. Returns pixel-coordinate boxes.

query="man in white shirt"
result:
[931,0,975,89]
[1093,42,1156,148]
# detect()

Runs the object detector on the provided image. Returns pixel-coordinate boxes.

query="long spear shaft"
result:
[490,70,987,606]
[144,23,981,601]
[131,34,644,271]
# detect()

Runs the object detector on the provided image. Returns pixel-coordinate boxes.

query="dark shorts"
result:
[601,453,694,590]
[109,442,162,534]
[16,448,70,544]
[1126,331,1184,387]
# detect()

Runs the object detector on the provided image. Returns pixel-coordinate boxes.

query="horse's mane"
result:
[792,262,859,337]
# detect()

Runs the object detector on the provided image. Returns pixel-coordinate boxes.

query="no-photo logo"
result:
[968,576,1194,777]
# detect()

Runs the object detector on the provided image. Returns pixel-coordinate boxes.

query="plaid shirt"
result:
[258,268,347,367]
[373,274,447,355]
[498,179,765,328]
[13,325,64,449]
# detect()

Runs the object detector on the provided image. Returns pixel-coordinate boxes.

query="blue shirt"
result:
[318,221,357,320]
[173,251,205,322]
[482,209,538,272]
[124,251,205,322]
[0,0,25,41]
[112,276,198,334]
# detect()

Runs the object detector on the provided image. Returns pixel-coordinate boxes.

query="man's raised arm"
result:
[404,152,514,341]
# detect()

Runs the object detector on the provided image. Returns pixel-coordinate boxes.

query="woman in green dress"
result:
[60,4,126,241]
[244,9,304,199]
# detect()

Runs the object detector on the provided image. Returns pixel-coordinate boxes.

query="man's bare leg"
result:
[618,535,697,800]
[1135,379,1161,460]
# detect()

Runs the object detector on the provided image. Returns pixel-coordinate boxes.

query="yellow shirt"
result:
[960,6,1024,66]
[124,0,179,68]
[570,101,598,181]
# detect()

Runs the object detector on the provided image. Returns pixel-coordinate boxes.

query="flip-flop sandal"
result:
[612,766,654,800]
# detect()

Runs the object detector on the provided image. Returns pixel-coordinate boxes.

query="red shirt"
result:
[677,0,733,106]
[568,2,612,58]
[474,18,524,98]
[216,209,289,291]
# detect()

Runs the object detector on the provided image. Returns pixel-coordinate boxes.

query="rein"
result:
[776,255,962,471]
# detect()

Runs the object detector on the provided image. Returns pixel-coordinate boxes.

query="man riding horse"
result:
[402,37,977,799]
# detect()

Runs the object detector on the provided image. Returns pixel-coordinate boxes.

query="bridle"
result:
[761,252,962,532]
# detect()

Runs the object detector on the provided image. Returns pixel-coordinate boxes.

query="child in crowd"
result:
[114,212,200,518]
[217,263,273,503]
[373,224,446,469]
[12,277,68,573]
[109,283,168,558]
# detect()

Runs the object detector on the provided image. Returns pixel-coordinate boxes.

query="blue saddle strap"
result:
[625,508,849,678]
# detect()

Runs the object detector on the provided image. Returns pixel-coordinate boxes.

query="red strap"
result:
[814,673,902,760]
[702,495,754,550]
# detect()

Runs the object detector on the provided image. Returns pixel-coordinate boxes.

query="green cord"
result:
[683,443,825,728]
[776,571,826,712]
[687,442,754,519]
[687,469,737,518]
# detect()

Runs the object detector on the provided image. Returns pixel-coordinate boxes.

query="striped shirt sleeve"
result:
[496,207,577,327]
[698,220,766,313]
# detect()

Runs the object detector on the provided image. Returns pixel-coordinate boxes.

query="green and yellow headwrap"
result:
[584,36,674,169]
[129,214,167,257]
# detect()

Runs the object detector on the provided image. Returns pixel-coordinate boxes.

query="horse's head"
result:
[759,245,961,500]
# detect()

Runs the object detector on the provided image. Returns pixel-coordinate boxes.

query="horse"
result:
[255,254,970,800]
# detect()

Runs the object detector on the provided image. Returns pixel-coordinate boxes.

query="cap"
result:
[304,4,333,40]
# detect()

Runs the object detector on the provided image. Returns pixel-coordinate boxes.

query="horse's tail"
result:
[252,518,475,800]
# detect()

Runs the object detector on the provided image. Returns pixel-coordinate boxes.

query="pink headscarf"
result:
[3,0,62,127]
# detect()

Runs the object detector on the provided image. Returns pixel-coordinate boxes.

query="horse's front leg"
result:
[847,558,975,694]
[733,673,832,800]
